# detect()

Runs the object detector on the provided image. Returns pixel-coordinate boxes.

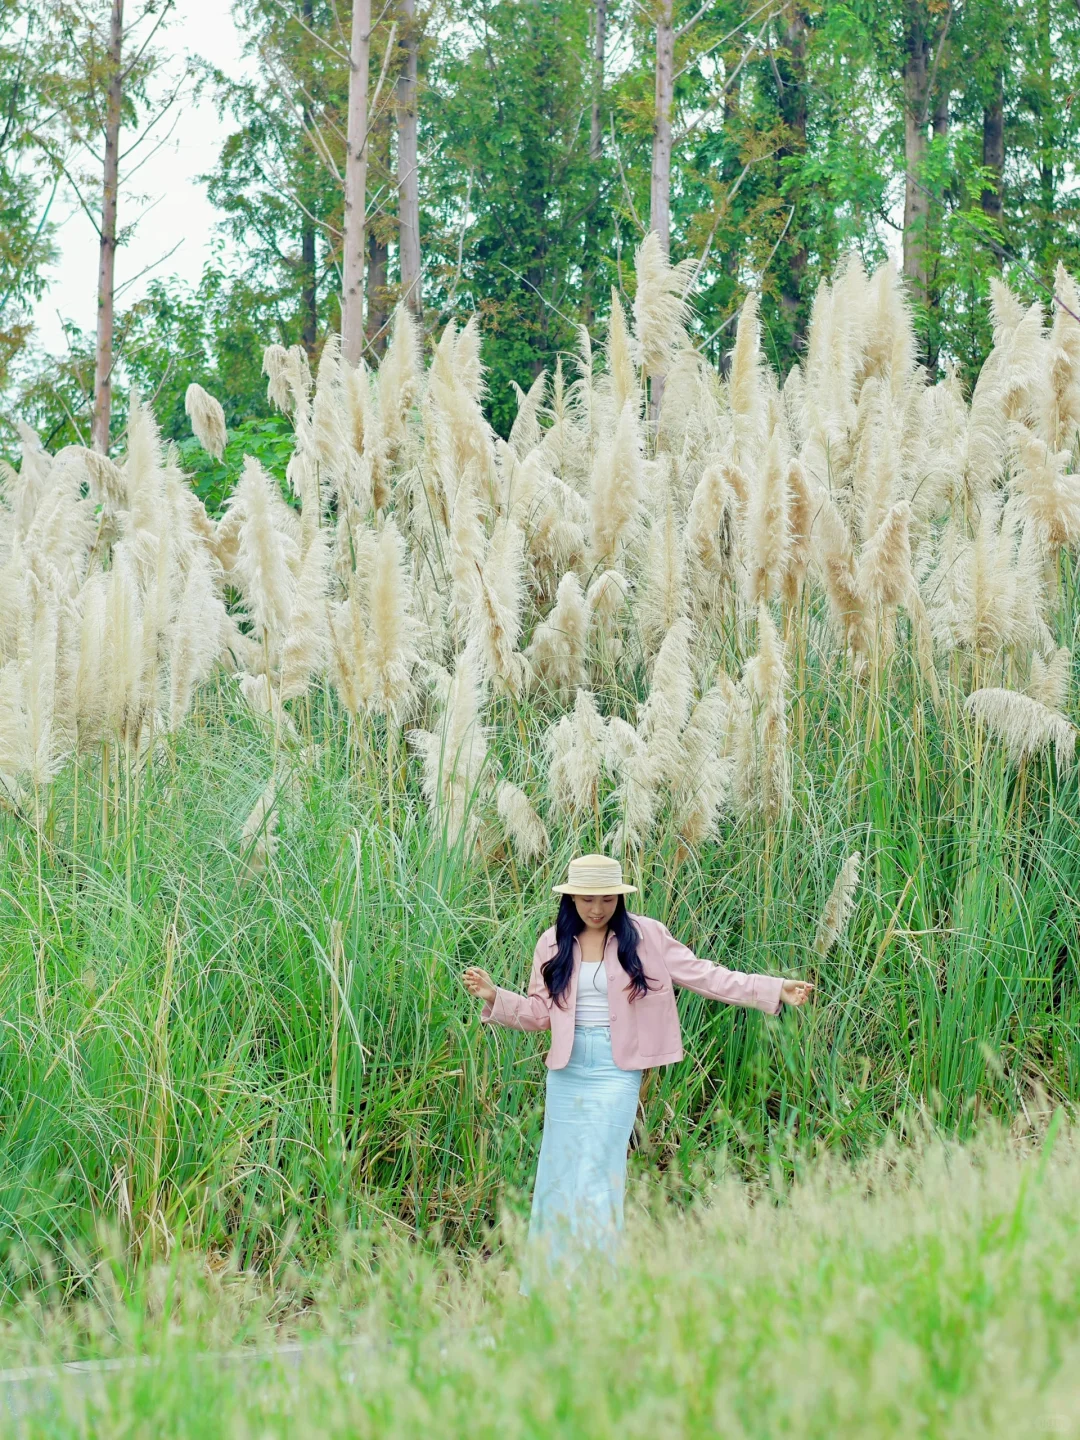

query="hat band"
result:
[566,863,625,890]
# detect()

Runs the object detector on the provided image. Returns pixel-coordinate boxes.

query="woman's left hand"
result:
[780,979,814,1007]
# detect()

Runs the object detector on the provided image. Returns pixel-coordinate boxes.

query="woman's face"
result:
[573,894,619,930]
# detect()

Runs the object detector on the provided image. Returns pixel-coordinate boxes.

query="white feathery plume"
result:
[1009,423,1080,553]
[741,603,789,823]
[606,288,639,416]
[1027,646,1071,713]
[378,303,422,456]
[409,642,489,846]
[284,344,314,424]
[607,736,658,857]
[814,495,872,661]
[453,316,485,403]
[632,230,696,379]
[168,552,226,730]
[728,292,767,466]
[237,671,298,739]
[470,519,528,696]
[856,501,913,614]
[863,260,916,397]
[17,556,66,787]
[341,356,370,455]
[545,686,606,819]
[814,853,862,956]
[636,616,695,787]
[239,776,280,875]
[509,371,548,458]
[10,422,53,539]
[783,457,815,609]
[965,687,1076,771]
[496,781,550,861]
[102,543,148,747]
[75,571,108,746]
[589,400,643,565]
[184,384,228,461]
[671,683,733,847]
[362,519,421,722]
[82,448,128,511]
[0,661,29,790]
[586,569,630,658]
[21,450,96,589]
[638,497,687,655]
[1045,264,1080,453]
[231,456,299,644]
[506,449,588,598]
[743,425,790,605]
[311,334,349,479]
[262,344,292,413]
[448,470,486,634]
[989,280,1045,426]
[527,570,589,696]
[122,392,166,547]
[279,524,330,702]
[687,461,734,577]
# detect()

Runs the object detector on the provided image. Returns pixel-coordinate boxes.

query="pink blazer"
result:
[480,913,785,1069]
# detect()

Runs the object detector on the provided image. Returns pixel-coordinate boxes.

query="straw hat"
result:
[552,854,637,896]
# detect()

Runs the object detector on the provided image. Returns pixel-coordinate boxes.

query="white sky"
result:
[31,0,251,355]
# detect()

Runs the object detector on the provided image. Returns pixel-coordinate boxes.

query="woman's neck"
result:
[578,925,608,962]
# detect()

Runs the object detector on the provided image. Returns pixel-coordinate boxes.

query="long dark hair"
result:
[541,895,653,1008]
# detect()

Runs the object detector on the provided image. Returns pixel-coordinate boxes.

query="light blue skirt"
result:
[521,1025,643,1294]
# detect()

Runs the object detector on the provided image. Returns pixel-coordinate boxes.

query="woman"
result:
[462,854,814,1289]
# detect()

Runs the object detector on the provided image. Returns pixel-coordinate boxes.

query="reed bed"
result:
[3,1114,1079,1439]
[1,246,1079,1289]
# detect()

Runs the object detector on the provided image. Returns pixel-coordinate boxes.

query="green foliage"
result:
[1,1117,1078,1435]
[1,588,1078,1293]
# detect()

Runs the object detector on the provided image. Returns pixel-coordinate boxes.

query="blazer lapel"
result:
[563,936,581,1015]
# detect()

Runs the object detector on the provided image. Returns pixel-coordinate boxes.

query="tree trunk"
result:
[589,0,607,161]
[342,0,371,365]
[366,227,389,355]
[981,70,1004,231]
[1036,0,1053,250]
[396,0,421,315]
[901,4,930,307]
[301,220,317,354]
[650,0,674,254]
[925,86,949,376]
[300,0,318,354]
[92,0,123,454]
[776,7,809,350]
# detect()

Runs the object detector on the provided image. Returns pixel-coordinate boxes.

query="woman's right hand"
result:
[462,966,497,1003]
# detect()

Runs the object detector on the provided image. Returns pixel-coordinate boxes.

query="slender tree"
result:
[91,0,123,452]
[650,0,674,253]
[396,0,421,314]
[342,0,371,365]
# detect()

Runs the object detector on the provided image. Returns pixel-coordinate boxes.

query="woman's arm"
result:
[478,940,553,1032]
[660,924,784,1015]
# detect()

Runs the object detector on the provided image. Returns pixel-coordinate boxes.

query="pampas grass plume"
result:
[814,852,862,956]
[528,570,589,695]
[590,401,642,564]
[632,230,696,378]
[184,384,228,461]
[965,687,1076,771]
[496,781,550,861]
[363,519,421,722]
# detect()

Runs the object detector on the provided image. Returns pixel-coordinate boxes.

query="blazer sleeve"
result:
[661,924,784,1016]
[480,937,553,1032]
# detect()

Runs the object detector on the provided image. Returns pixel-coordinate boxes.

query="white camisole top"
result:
[574,960,611,1026]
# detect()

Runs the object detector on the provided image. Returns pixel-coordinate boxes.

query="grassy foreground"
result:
[2,623,1080,1291]
[4,1112,1079,1439]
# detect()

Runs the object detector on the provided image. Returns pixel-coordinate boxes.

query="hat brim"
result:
[552,883,637,895]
